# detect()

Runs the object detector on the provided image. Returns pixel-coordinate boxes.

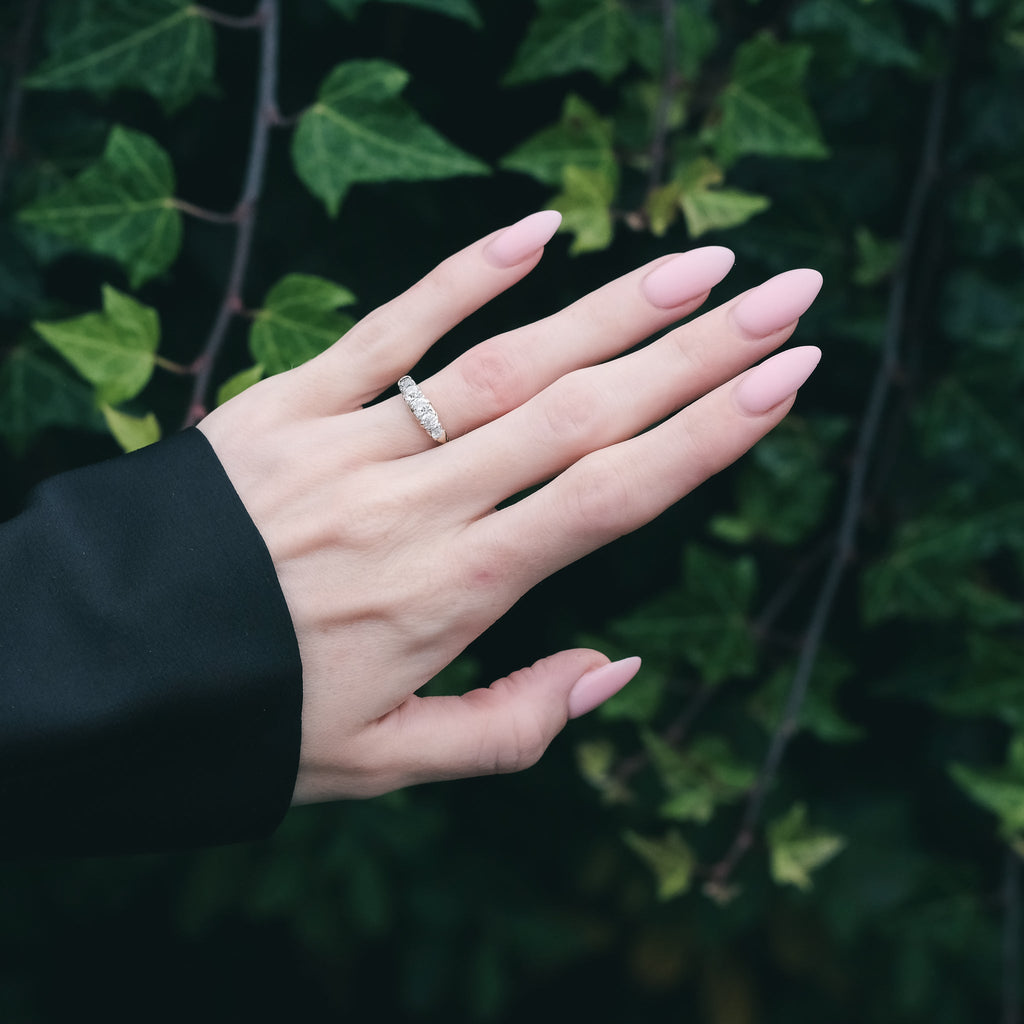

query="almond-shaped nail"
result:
[640,247,736,309]
[567,656,642,720]
[484,210,563,268]
[731,268,823,339]
[734,346,822,415]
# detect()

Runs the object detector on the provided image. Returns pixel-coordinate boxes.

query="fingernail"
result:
[640,247,736,309]
[731,269,823,338]
[734,346,822,415]
[568,656,642,720]
[485,210,563,268]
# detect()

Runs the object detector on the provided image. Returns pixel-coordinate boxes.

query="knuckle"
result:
[565,457,635,538]
[457,341,522,415]
[540,373,605,443]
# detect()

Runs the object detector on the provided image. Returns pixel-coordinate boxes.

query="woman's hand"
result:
[197,211,823,804]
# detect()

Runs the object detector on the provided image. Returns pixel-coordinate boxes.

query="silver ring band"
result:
[397,375,448,444]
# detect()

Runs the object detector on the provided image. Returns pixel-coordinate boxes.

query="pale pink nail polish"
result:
[567,656,642,720]
[731,269,823,338]
[484,210,563,268]
[640,247,736,309]
[734,346,822,415]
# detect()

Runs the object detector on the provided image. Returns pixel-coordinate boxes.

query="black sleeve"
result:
[0,429,303,857]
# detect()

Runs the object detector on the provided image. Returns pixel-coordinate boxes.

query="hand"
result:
[197,211,823,804]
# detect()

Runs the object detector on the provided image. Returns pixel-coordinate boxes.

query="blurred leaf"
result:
[0,342,103,452]
[749,650,864,744]
[852,225,901,286]
[26,0,215,111]
[628,1,718,80]
[250,274,357,375]
[216,364,264,407]
[575,739,632,803]
[32,285,160,404]
[100,403,161,452]
[710,35,829,164]
[504,0,632,84]
[18,126,181,287]
[292,60,489,217]
[933,632,1024,727]
[550,164,618,254]
[501,94,615,187]
[624,829,696,900]
[681,185,771,238]
[711,416,839,545]
[768,803,846,891]
[326,0,482,26]
[791,0,921,68]
[950,736,1024,839]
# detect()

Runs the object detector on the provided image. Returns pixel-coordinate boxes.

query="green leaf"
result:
[680,186,771,238]
[623,829,696,900]
[549,164,618,255]
[18,126,181,288]
[26,0,215,111]
[575,739,632,803]
[326,0,482,27]
[292,60,489,217]
[0,342,104,453]
[710,35,829,165]
[504,0,632,85]
[216,364,264,407]
[768,803,846,891]
[32,285,160,405]
[628,2,718,80]
[933,633,1024,728]
[500,94,616,187]
[852,226,902,286]
[749,650,864,744]
[100,403,161,453]
[644,732,755,823]
[711,416,840,545]
[250,274,357,376]
[791,0,921,69]
[950,746,1024,839]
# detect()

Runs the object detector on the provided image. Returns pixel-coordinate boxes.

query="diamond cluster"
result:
[398,376,447,442]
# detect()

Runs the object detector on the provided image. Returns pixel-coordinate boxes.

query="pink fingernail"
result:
[567,657,642,720]
[484,210,563,268]
[731,269,823,338]
[734,346,822,415]
[640,247,736,309]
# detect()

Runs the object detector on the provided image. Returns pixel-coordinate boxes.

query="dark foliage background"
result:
[2,0,1024,1020]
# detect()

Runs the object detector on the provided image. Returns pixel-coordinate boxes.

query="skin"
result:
[197,214,822,805]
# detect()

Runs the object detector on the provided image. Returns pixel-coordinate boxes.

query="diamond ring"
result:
[397,375,448,444]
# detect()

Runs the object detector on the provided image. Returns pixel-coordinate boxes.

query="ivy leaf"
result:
[18,126,181,288]
[549,164,618,255]
[710,35,829,165]
[933,632,1024,728]
[681,186,771,238]
[950,736,1024,840]
[768,803,846,891]
[250,274,357,376]
[852,226,902,286]
[644,732,755,824]
[326,0,482,27]
[26,0,215,112]
[623,829,696,900]
[575,739,632,804]
[100,404,161,453]
[32,285,160,405]
[292,60,489,217]
[0,342,104,453]
[217,364,264,407]
[504,0,633,85]
[791,0,921,69]
[500,94,615,187]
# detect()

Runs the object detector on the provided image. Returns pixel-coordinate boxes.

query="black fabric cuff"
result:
[0,429,303,857]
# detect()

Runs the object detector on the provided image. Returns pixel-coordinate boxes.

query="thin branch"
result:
[172,198,241,225]
[192,5,266,30]
[646,0,678,194]
[708,73,952,887]
[184,0,279,427]
[0,0,42,205]
[1004,848,1022,1024]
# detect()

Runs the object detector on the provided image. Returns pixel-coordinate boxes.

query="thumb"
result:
[378,650,642,786]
